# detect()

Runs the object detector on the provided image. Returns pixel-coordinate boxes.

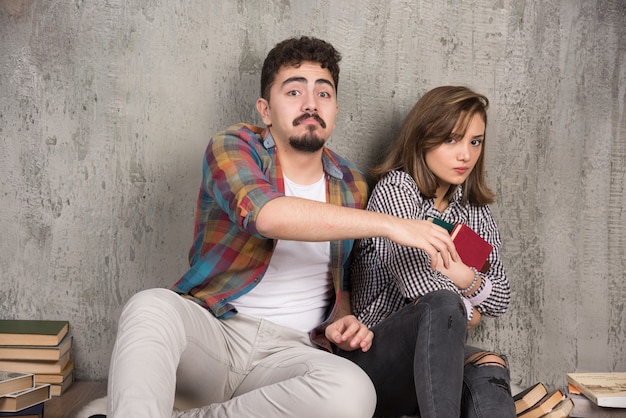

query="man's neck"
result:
[276,146,325,185]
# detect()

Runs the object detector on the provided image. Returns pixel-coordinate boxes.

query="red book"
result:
[449,223,492,273]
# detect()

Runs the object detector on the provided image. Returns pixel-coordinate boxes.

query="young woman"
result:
[338,86,515,418]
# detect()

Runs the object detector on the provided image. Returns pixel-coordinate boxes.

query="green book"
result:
[0,320,69,347]
[428,217,455,233]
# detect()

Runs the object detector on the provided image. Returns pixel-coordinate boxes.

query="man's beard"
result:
[289,130,326,153]
[289,112,327,152]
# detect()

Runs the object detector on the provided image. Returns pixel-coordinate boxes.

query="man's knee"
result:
[118,288,188,335]
[319,360,377,418]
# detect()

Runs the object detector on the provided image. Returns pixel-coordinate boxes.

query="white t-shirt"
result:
[230,174,333,332]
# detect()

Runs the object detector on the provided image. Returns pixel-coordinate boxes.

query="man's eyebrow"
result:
[281,76,335,90]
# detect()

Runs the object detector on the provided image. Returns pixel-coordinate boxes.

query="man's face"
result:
[256,61,338,153]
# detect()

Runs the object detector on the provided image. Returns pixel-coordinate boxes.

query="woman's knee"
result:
[465,351,509,369]
[417,290,467,323]
[464,351,512,392]
[463,351,515,416]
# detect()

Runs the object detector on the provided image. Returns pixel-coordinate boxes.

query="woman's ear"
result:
[256,98,272,126]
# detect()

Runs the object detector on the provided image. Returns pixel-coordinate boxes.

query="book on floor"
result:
[0,401,44,417]
[33,360,74,385]
[517,389,566,418]
[567,389,626,417]
[0,335,72,362]
[0,373,34,398]
[49,371,73,397]
[0,321,68,347]
[0,352,71,375]
[513,381,549,415]
[541,396,575,418]
[427,218,492,273]
[567,372,626,408]
[0,384,50,413]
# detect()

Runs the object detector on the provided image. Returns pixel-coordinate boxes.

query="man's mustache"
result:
[293,113,326,129]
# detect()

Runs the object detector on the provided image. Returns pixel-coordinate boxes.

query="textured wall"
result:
[1,0,624,390]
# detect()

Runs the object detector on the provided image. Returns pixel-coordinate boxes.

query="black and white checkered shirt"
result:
[351,170,511,327]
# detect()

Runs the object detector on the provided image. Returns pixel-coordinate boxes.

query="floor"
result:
[39,381,527,418]
[44,381,107,418]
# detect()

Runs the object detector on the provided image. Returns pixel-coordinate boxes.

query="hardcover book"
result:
[49,372,73,397]
[0,321,68,347]
[542,396,575,418]
[0,335,72,361]
[429,217,455,233]
[567,390,626,417]
[567,372,626,408]
[0,352,71,375]
[34,361,74,385]
[0,384,50,413]
[450,223,492,273]
[0,401,44,417]
[513,382,548,415]
[518,389,566,418]
[0,373,34,398]
[428,218,492,273]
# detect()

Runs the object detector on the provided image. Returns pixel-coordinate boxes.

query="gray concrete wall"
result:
[1,0,624,390]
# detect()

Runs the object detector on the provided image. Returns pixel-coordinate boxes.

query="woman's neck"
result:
[433,185,452,212]
[433,197,449,213]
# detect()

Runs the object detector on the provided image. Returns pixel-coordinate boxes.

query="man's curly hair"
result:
[260,36,341,102]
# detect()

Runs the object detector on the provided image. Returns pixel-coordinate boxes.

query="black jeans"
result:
[338,290,515,418]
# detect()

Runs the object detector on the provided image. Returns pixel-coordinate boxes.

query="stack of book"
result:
[514,381,575,418]
[0,320,73,397]
[0,371,50,417]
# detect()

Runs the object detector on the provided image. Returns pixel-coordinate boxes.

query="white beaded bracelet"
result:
[459,267,479,293]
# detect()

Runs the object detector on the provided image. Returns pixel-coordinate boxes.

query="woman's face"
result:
[425,113,485,194]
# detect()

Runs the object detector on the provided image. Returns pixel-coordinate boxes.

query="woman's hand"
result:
[434,254,479,293]
[468,308,482,329]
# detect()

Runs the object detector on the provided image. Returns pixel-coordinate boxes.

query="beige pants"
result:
[107,288,376,418]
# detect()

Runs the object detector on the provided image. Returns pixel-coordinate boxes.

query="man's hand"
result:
[325,315,373,352]
[388,218,459,270]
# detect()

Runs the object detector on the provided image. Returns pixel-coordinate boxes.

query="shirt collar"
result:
[451,185,464,203]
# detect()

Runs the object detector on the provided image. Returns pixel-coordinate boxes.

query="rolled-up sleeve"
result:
[204,125,284,237]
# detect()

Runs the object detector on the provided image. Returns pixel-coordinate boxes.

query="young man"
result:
[104,36,458,418]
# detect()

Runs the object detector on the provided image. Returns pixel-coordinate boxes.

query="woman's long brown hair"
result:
[372,86,495,206]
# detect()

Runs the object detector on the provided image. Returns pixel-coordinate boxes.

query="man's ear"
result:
[256,98,272,126]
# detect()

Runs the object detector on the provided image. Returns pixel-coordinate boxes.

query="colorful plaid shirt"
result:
[171,124,368,340]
